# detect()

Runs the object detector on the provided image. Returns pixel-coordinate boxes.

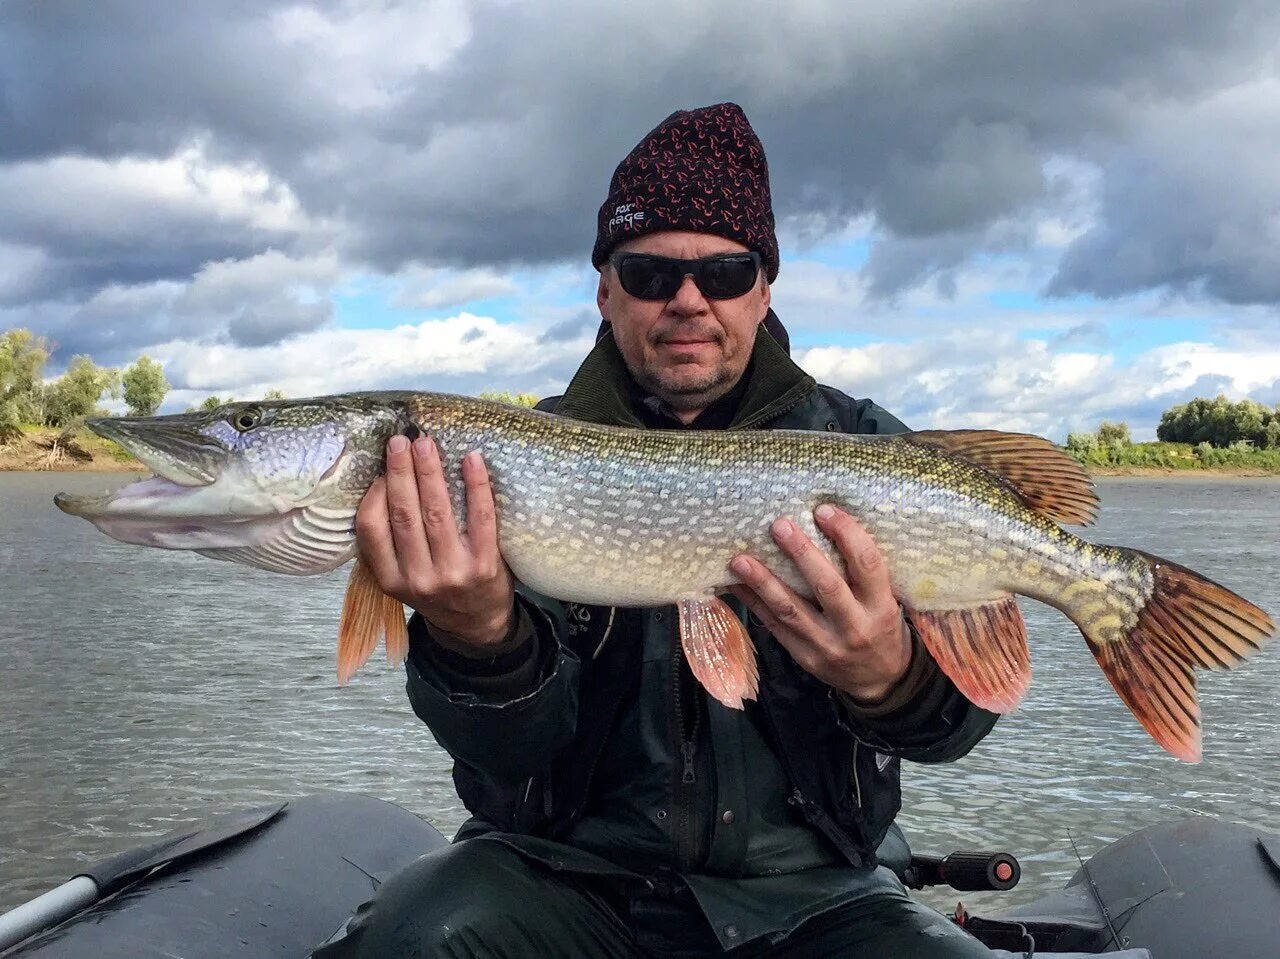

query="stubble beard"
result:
[633,360,737,413]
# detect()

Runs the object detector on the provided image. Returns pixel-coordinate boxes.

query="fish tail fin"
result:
[337,559,407,683]
[678,598,759,710]
[1072,548,1274,762]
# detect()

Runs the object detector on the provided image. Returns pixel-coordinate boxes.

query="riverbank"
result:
[0,426,142,473]
[1089,466,1280,477]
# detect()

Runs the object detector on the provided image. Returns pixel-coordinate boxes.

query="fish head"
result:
[54,395,403,574]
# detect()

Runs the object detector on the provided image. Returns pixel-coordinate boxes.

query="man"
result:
[319,103,998,957]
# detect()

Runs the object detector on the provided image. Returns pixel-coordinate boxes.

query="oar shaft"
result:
[0,876,99,952]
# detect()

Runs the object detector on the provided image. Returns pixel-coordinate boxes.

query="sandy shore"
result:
[0,428,144,473]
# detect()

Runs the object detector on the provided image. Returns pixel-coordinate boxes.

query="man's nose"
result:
[667,274,708,314]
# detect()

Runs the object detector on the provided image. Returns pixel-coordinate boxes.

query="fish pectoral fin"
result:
[678,597,759,710]
[337,559,406,683]
[899,429,1098,526]
[908,597,1030,713]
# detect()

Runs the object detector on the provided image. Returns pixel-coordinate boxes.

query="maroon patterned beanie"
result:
[592,102,779,282]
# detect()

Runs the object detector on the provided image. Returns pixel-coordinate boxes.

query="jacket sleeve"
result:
[832,392,1000,762]
[833,624,999,763]
[404,584,582,784]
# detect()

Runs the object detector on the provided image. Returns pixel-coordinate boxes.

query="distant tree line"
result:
[1156,395,1280,449]
[1067,395,1280,455]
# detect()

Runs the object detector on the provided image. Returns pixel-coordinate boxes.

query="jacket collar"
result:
[553,312,816,430]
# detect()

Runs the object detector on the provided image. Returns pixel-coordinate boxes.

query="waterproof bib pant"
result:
[311,838,994,958]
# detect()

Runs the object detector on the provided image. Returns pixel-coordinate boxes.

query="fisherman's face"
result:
[598,230,770,421]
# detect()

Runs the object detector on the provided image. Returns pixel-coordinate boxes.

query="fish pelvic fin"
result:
[907,598,1030,713]
[678,598,759,710]
[900,430,1099,526]
[337,559,407,684]
[1077,548,1274,763]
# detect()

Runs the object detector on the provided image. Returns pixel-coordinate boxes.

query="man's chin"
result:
[651,375,732,412]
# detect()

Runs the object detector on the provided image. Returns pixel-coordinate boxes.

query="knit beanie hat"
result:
[592,103,779,282]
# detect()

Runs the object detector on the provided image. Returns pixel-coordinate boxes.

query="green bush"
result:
[479,391,540,408]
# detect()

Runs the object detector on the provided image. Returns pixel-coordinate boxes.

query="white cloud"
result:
[0,145,310,243]
[796,332,1280,439]
[393,267,520,310]
[270,0,472,109]
[154,311,591,406]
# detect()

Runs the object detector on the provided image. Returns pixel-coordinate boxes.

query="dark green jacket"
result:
[403,316,998,945]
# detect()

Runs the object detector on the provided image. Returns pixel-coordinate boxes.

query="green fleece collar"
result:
[553,322,816,430]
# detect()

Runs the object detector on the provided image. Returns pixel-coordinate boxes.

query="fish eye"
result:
[230,406,262,432]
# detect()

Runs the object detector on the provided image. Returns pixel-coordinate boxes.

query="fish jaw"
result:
[86,414,223,486]
[55,464,304,547]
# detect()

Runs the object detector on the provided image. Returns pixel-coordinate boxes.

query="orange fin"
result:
[909,597,1030,712]
[1083,551,1275,763]
[901,430,1099,526]
[336,559,405,684]
[385,596,409,666]
[678,597,759,710]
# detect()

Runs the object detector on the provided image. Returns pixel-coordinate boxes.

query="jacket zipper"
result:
[671,623,706,871]
[851,739,863,809]
[758,652,866,868]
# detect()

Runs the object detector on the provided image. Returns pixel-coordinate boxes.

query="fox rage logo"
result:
[608,202,646,233]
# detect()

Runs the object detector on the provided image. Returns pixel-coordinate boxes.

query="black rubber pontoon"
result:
[3,795,1276,957]
[0,792,446,958]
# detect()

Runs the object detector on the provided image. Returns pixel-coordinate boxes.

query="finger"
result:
[769,516,862,625]
[462,450,501,572]
[354,476,404,594]
[384,435,432,573]
[412,436,465,568]
[815,505,895,609]
[727,583,817,673]
[729,552,820,637]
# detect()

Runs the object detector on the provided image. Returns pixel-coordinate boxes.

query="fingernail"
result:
[815,504,835,521]
[774,519,795,538]
[413,437,434,459]
[464,449,480,466]
[730,557,752,576]
[388,435,408,454]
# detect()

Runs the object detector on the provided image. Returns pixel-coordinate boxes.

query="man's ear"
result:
[596,269,610,319]
[759,277,771,318]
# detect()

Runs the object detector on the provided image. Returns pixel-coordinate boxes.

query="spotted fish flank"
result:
[55,392,1276,762]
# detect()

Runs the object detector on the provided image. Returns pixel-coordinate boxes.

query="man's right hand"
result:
[356,434,516,650]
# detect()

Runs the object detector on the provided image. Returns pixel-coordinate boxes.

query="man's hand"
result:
[728,504,911,705]
[355,434,516,650]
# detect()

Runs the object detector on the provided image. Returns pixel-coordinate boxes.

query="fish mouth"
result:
[53,416,230,522]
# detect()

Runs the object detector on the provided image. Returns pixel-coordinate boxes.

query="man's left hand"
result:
[728,504,911,705]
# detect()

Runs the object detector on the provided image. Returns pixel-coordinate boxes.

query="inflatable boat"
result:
[2,792,1276,957]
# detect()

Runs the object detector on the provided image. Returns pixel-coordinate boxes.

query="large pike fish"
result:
[55,392,1273,761]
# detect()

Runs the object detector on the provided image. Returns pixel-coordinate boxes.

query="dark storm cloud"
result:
[538,311,596,344]
[2,0,1280,336]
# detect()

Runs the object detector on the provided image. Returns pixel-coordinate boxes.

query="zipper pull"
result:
[680,740,697,784]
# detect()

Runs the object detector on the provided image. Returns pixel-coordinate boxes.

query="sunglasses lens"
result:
[697,256,758,298]
[617,257,681,300]
[613,254,760,300]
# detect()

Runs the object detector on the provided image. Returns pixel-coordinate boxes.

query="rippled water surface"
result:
[2,473,1278,915]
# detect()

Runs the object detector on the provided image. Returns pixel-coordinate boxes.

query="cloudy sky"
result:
[3,0,1279,438]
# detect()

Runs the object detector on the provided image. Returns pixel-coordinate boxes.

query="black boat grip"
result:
[904,851,1021,891]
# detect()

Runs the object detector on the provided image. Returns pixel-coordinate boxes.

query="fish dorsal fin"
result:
[899,429,1099,526]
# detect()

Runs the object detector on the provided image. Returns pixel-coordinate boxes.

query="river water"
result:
[1,473,1277,916]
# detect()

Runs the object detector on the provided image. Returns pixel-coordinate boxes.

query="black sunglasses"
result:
[608,251,763,301]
